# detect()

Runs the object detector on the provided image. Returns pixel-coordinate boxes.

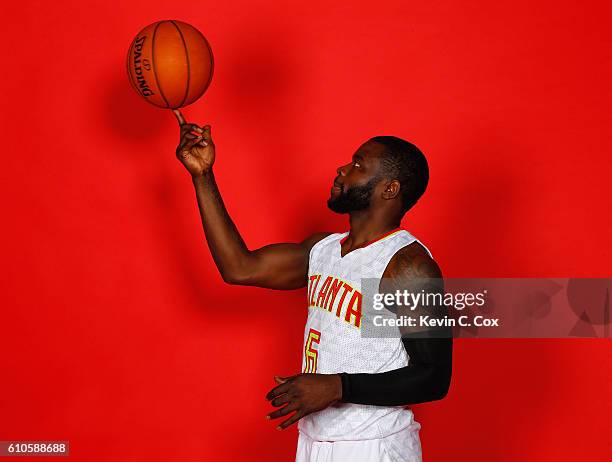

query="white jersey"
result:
[298,228,432,442]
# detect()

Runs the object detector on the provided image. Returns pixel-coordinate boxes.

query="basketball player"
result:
[172,110,452,462]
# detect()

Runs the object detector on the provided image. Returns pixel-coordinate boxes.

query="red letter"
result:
[309,275,321,306]
[335,283,354,318]
[307,274,318,303]
[316,276,333,308]
[324,278,344,312]
[345,291,363,328]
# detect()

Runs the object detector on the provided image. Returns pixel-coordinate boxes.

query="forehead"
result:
[354,141,386,160]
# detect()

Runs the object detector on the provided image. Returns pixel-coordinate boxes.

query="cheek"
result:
[357,173,382,191]
[345,168,368,184]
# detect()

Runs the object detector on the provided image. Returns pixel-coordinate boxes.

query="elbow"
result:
[416,383,449,404]
[219,265,257,286]
[417,367,452,403]
[431,372,452,401]
[220,270,248,285]
[433,384,450,401]
[220,272,238,285]
[218,254,259,286]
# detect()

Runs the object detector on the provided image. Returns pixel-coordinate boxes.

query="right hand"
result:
[173,109,215,177]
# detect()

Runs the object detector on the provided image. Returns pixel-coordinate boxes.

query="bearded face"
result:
[327,176,381,214]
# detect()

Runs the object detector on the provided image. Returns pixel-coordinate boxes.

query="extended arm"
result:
[173,110,328,289]
[191,172,327,288]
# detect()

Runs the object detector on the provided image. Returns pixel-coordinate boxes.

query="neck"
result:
[345,208,401,249]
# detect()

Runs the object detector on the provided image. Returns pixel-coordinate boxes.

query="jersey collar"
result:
[339,227,403,251]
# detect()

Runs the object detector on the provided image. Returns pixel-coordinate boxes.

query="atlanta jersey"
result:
[298,228,432,443]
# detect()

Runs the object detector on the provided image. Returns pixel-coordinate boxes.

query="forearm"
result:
[339,338,452,406]
[192,170,252,281]
[339,365,449,407]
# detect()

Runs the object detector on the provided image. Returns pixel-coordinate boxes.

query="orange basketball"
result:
[126,20,214,109]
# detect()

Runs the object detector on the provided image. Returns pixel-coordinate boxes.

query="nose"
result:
[336,163,349,176]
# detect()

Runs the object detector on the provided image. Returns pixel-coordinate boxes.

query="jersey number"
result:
[303,328,321,373]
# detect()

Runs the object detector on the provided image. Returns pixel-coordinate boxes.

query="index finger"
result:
[172,109,187,126]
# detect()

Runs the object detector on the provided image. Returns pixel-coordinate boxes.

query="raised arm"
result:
[173,110,329,290]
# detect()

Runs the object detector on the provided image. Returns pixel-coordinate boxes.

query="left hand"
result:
[265,373,342,430]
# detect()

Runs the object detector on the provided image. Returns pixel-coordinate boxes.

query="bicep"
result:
[242,233,330,290]
[247,243,310,289]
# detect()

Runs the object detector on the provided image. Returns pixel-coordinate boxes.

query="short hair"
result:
[369,135,429,214]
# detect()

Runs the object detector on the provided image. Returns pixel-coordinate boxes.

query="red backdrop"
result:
[1,0,611,460]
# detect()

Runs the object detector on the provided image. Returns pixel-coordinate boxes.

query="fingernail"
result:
[276,426,282,431]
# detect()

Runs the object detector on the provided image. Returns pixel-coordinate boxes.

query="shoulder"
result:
[301,232,334,252]
[383,241,442,279]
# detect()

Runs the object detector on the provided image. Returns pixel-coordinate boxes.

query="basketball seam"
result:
[171,20,190,109]
[152,21,171,109]
[193,27,214,101]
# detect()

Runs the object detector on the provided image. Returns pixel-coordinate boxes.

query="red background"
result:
[1,0,611,460]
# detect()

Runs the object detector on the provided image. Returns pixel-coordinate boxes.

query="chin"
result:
[327,199,348,214]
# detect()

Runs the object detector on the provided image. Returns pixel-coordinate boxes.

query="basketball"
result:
[126,20,214,109]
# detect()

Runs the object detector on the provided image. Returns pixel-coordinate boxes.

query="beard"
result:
[327,176,380,214]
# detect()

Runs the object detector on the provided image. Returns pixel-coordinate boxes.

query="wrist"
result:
[192,169,213,183]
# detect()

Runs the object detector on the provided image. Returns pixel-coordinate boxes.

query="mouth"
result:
[331,181,342,195]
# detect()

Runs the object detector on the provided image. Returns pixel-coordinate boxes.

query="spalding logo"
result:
[132,36,155,97]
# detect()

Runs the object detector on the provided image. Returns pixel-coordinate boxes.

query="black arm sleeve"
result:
[339,336,452,406]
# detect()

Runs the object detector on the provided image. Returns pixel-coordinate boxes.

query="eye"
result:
[353,161,361,168]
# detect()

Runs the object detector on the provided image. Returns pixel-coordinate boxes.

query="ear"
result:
[381,179,401,200]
